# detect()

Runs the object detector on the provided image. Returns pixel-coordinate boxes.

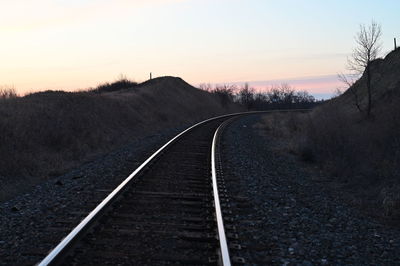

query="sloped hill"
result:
[0,77,241,200]
[336,48,400,110]
[105,76,238,119]
[300,48,400,220]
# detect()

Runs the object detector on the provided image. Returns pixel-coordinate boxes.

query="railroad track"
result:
[38,114,247,266]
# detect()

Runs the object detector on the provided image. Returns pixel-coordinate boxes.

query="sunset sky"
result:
[0,0,399,97]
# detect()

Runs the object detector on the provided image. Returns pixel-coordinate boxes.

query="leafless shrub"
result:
[199,83,213,92]
[237,83,255,110]
[213,84,236,107]
[0,86,18,99]
[93,76,138,93]
[199,83,237,107]
[338,73,362,111]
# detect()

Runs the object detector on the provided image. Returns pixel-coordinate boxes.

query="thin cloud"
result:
[226,74,344,94]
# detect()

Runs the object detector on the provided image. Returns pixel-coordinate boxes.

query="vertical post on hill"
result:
[395,38,397,50]
[150,72,152,80]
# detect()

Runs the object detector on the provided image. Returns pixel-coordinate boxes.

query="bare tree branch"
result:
[338,73,362,112]
[347,20,382,116]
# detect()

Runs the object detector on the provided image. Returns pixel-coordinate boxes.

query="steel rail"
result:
[38,109,310,265]
[211,119,233,266]
[38,112,240,266]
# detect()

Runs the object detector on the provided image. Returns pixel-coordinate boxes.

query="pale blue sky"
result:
[0,0,399,95]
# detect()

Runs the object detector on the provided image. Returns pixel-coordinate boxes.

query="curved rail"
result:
[211,119,233,266]
[38,109,309,265]
[38,112,240,265]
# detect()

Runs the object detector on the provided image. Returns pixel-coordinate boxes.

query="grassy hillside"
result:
[0,76,241,200]
[307,49,400,183]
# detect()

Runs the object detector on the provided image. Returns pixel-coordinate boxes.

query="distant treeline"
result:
[199,83,322,110]
[2,78,321,110]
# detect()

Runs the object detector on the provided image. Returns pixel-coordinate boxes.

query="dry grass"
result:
[0,77,241,201]
[258,100,400,222]
[309,102,400,221]
[0,87,17,99]
[255,112,309,156]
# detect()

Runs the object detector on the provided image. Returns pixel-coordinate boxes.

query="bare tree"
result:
[213,84,236,106]
[238,83,255,110]
[347,21,382,116]
[295,90,315,103]
[199,83,213,92]
[279,83,295,104]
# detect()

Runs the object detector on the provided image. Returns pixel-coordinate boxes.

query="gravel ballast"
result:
[221,114,400,265]
[0,126,185,265]
[1,113,399,265]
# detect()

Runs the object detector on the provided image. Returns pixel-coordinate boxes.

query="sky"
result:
[0,0,399,98]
